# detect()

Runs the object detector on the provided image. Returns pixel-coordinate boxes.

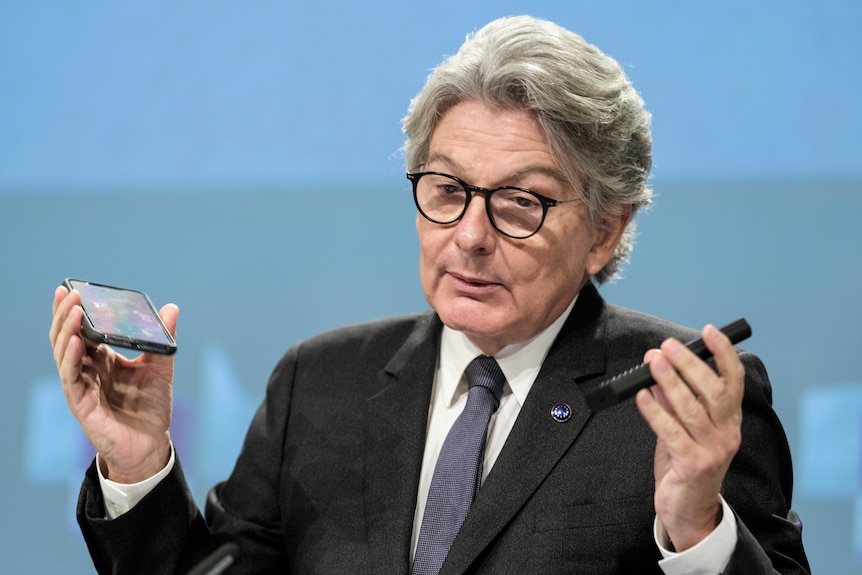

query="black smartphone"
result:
[584,318,751,412]
[63,278,177,355]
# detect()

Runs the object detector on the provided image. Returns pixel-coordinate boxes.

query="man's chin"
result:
[437,304,511,339]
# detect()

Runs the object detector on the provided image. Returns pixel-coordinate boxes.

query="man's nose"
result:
[454,193,497,251]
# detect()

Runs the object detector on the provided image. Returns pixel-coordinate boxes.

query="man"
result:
[49,15,809,574]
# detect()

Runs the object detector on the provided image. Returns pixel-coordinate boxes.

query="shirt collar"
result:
[438,294,579,408]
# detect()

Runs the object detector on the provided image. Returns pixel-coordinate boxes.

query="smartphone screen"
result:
[65,279,177,354]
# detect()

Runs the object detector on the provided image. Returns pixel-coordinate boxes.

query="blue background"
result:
[1,1,860,572]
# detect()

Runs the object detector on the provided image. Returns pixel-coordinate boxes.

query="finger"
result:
[51,285,69,316]
[649,349,705,427]
[647,371,677,417]
[159,303,179,338]
[645,341,719,443]
[53,302,84,369]
[650,332,741,443]
[639,349,677,415]
[58,319,89,404]
[656,336,727,406]
[668,326,741,425]
[638,354,723,464]
[49,287,79,348]
[649,339,704,399]
[635,384,688,444]
[702,324,745,419]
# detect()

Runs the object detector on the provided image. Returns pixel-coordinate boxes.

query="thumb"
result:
[643,348,661,364]
[159,303,179,339]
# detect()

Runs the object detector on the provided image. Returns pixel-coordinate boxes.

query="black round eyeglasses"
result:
[407,171,582,239]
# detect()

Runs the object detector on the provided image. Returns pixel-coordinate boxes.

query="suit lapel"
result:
[364,313,443,573]
[441,284,610,574]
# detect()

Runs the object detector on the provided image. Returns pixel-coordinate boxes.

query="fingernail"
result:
[664,338,683,357]
[654,355,671,373]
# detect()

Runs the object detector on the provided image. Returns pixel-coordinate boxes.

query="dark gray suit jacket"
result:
[77,283,809,574]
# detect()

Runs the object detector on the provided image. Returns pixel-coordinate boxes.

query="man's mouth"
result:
[449,272,499,289]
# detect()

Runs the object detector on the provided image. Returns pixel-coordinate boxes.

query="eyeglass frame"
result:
[407,170,583,239]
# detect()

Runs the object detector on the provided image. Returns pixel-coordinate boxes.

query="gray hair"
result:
[402,15,653,284]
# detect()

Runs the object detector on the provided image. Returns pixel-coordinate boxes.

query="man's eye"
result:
[513,195,538,208]
[499,191,539,210]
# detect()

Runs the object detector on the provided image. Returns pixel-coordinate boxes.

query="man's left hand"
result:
[636,324,745,551]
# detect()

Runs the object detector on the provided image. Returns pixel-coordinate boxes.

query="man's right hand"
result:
[49,285,177,484]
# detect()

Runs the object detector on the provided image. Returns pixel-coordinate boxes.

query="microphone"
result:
[585,318,752,412]
[186,542,240,575]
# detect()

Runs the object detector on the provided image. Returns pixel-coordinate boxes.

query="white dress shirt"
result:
[100,296,736,574]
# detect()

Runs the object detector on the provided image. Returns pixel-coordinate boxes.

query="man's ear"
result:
[585,205,633,277]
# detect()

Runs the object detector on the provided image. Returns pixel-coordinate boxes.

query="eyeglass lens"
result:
[414,173,545,238]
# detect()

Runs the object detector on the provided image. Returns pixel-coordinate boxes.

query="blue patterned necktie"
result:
[411,355,506,575]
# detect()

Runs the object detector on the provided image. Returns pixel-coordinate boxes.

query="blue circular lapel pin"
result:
[550,403,572,423]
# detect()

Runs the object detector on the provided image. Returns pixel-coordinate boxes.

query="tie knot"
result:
[464,355,505,404]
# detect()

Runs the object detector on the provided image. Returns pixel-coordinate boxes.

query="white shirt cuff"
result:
[655,496,737,575]
[97,445,176,520]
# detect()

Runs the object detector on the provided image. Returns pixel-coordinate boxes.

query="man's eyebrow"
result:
[424,152,461,172]
[508,166,570,188]
[424,152,570,188]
